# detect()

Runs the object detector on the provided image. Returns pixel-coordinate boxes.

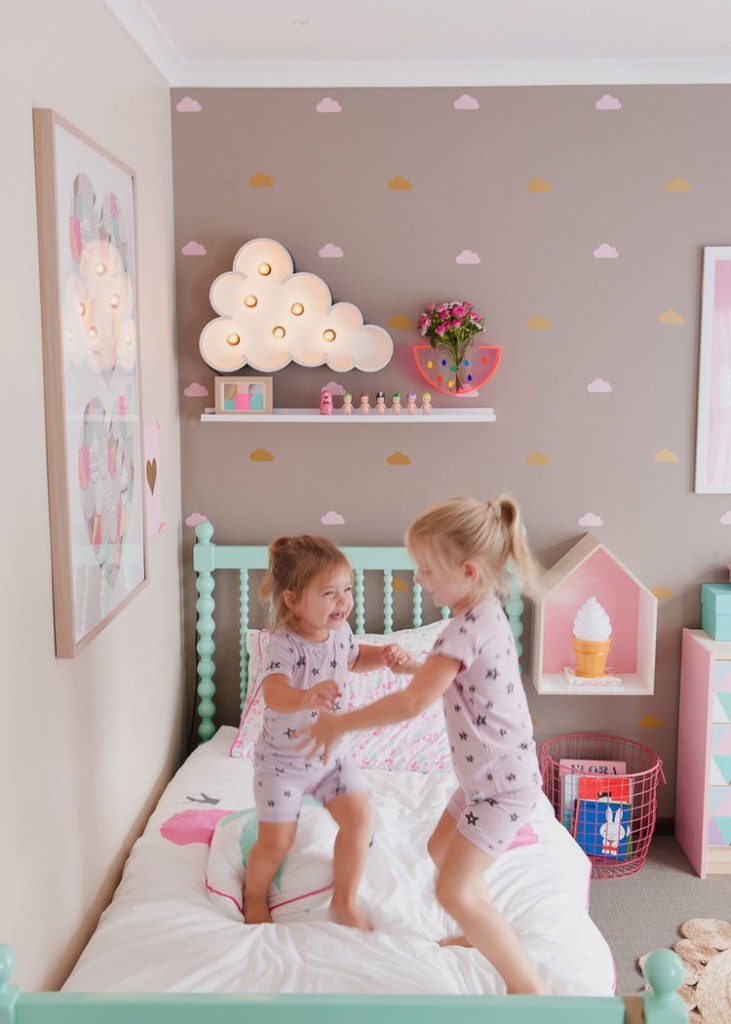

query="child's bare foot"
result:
[243,895,272,924]
[331,902,373,931]
[439,934,473,948]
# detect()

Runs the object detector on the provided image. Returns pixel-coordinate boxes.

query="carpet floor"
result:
[587,836,731,995]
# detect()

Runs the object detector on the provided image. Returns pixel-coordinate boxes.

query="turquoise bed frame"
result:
[0,522,688,1022]
[192,520,528,742]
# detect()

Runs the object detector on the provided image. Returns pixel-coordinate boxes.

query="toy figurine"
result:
[359,393,371,415]
[405,391,417,415]
[375,391,386,415]
[341,391,353,415]
[391,392,402,415]
[421,391,432,416]
[320,389,333,415]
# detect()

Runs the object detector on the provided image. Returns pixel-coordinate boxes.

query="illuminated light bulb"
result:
[272,326,286,338]
[244,294,258,307]
[110,294,120,308]
[258,262,272,276]
[78,302,86,316]
[291,303,304,316]
[226,333,241,346]
[95,262,106,275]
[89,326,98,339]
[323,329,336,342]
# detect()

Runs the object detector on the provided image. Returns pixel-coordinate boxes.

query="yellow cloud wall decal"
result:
[527,315,551,329]
[526,451,551,465]
[388,314,413,329]
[388,176,413,190]
[665,177,692,192]
[392,577,409,592]
[387,451,412,465]
[654,449,679,463]
[249,172,274,187]
[651,586,674,599]
[639,715,663,729]
[659,309,684,325]
[250,448,274,461]
[527,178,552,192]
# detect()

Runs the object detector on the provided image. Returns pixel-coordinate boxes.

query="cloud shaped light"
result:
[199,238,393,373]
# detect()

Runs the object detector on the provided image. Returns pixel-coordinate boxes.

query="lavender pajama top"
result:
[431,595,541,807]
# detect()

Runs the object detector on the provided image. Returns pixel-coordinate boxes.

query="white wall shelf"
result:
[200,407,496,423]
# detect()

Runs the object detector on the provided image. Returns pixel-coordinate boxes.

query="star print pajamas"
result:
[431,596,542,857]
[253,624,369,823]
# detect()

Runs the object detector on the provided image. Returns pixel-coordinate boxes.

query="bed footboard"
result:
[0,946,687,1023]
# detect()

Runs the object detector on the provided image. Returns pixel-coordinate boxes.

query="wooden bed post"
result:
[194,521,217,742]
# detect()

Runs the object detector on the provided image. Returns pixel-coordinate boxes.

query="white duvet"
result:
[63,727,615,996]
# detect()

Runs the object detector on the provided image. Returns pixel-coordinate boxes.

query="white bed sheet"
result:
[63,727,615,996]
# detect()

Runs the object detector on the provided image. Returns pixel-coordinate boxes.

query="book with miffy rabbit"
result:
[573,777,632,859]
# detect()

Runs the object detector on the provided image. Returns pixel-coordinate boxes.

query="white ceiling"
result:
[106,0,731,87]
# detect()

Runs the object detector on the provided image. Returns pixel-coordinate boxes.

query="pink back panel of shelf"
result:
[542,548,641,673]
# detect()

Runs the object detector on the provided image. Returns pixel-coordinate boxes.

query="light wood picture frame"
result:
[214,375,273,414]
[33,109,147,657]
[695,245,731,493]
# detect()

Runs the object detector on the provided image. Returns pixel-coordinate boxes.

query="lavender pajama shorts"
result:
[253,755,369,823]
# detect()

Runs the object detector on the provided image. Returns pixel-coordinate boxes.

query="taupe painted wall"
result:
[172,85,731,818]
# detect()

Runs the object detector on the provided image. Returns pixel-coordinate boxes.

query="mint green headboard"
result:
[193,521,526,744]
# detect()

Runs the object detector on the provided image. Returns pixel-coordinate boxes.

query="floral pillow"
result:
[229,620,452,772]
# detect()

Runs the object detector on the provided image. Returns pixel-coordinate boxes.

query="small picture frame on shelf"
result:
[214,376,273,415]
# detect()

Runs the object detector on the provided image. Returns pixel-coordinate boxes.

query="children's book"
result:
[558,758,627,830]
[577,774,633,804]
[573,798,631,859]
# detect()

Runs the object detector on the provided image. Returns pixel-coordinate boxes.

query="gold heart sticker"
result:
[146,458,157,495]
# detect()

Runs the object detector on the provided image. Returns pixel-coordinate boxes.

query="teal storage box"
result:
[701,583,731,640]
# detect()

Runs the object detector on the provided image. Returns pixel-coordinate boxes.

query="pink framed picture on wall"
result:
[33,108,147,657]
[695,246,731,493]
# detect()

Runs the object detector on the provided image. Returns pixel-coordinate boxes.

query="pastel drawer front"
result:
[713,659,731,694]
[714,692,731,723]
[707,786,731,846]
[709,725,731,785]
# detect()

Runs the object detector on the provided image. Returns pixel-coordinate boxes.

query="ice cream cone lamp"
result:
[572,597,612,677]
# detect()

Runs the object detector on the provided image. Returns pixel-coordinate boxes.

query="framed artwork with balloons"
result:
[33,109,147,657]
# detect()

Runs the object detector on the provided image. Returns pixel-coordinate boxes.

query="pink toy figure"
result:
[391,392,402,415]
[359,393,371,415]
[320,389,333,415]
[375,391,386,415]
[420,391,432,416]
[341,392,353,415]
[405,392,417,415]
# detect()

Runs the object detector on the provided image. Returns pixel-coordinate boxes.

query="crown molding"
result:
[169,57,731,89]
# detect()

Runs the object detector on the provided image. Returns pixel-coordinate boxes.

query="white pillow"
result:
[229,620,452,773]
[205,801,338,921]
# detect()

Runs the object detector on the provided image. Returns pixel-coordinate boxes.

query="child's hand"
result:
[296,711,343,763]
[304,679,341,712]
[382,643,412,671]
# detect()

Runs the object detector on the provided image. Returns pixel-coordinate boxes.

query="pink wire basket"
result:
[538,732,665,879]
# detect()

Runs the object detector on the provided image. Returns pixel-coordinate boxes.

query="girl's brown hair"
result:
[405,494,541,603]
[260,535,352,631]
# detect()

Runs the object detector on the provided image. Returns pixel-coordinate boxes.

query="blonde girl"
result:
[298,497,548,994]
[243,535,391,930]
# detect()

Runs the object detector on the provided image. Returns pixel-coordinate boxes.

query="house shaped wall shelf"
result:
[531,534,658,696]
